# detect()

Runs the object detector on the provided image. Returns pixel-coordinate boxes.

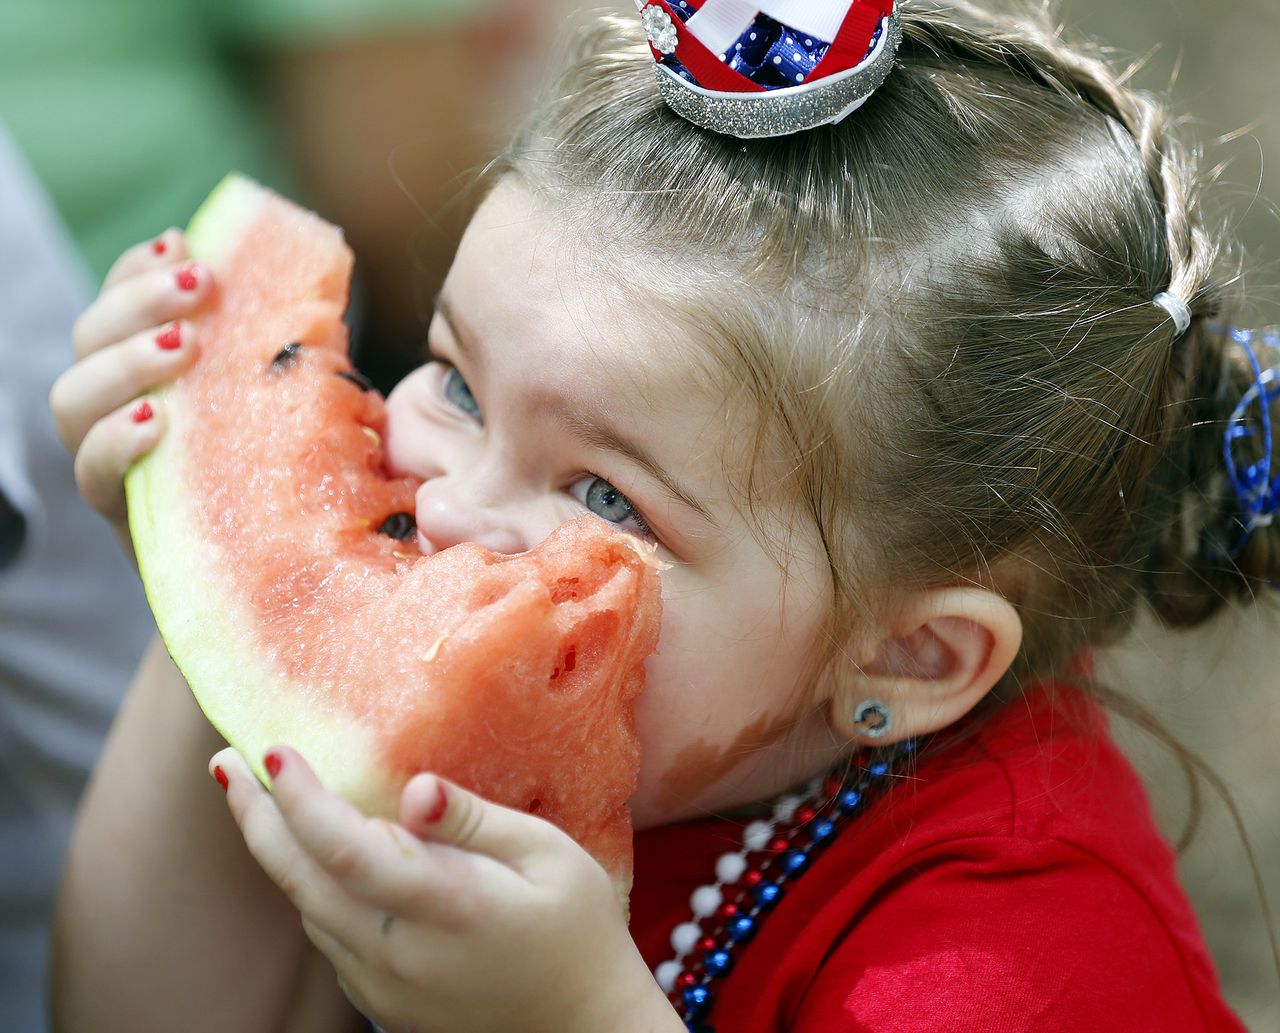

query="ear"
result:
[827,587,1022,744]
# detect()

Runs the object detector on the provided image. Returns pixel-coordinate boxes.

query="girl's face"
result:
[385,182,851,827]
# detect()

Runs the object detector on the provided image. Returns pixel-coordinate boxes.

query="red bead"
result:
[744,870,764,887]
[796,805,817,824]
[823,774,843,798]
[769,836,789,853]
[717,902,739,919]
[677,972,698,989]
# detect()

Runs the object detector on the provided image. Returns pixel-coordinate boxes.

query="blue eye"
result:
[441,365,481,422]
[577,477,652,536]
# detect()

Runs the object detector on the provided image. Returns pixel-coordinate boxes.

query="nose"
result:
[413,475,529,556]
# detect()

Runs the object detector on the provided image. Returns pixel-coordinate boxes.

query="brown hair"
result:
[499,0,1279,806]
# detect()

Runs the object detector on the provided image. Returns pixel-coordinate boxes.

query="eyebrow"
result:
[434,295,714,523]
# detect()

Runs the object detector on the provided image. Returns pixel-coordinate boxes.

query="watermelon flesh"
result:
[125,175,663,897]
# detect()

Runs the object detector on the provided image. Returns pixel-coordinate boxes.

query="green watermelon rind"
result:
[124,174,395,811]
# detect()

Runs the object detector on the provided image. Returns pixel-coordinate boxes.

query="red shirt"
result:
[630,684,1247,1032]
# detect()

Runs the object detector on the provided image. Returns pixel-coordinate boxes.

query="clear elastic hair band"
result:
[1154,291,1193,337]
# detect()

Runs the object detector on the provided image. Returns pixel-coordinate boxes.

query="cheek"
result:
[630,561,831,821]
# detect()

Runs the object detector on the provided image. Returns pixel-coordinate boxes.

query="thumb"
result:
[398,773,551,866]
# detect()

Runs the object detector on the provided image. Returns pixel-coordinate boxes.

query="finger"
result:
[211,749,369,958]
[73,262,211,359]
[398,772,555,870]
[73,396,165,522]
[300,915,360,970]
[50,321,198,453]
[102,228,188,291]
[258,746,451,912]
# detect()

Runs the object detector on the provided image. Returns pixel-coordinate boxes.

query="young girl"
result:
[50,2,1273,1030]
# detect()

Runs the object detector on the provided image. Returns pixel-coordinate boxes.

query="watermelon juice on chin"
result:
[125,174,664,902]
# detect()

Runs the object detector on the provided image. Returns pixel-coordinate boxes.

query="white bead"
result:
[773,794,802,823]
[715,851,748,884]
[656,960,683,993]
[690,884,722,917]
[743,820,774,852]
[671,921,702,956]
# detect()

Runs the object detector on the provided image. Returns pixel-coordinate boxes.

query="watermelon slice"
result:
[125,174,663,898]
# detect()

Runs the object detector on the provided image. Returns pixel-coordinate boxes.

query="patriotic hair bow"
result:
[637,0,902,138]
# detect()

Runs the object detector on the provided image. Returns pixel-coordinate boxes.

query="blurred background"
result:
[0,0,1277,1030]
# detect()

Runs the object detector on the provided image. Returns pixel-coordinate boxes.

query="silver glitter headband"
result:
[641,0,903,139]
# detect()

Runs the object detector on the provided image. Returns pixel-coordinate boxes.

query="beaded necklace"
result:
[653,741,917,1032]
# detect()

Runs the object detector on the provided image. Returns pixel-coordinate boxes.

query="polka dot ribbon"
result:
[640,0,894,92]
[725,19,834,87]
[637,0,900,138]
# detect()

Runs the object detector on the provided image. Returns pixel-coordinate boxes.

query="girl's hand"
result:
[211,746,683,1033]
[49,230,211,555]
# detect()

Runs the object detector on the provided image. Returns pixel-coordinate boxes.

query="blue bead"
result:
[783,849,808,874]
[838,788,862,813]
[754,881,782,907]
[728,915,755,942]
[810,819,836,843]
[868,761,889,776]
[705,949,732,975]
[683,985,711,1010]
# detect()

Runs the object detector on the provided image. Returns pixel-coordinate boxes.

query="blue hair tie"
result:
[1222,327,1280,557]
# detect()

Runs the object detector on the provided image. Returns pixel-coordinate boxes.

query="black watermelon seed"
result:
[270,341,303,371]
[377,512,417,541]
[336,369,374,392]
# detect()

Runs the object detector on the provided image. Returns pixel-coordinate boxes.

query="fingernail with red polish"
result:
[264,750,283,779]
[131,400,154,423]
[425,781,447,823]
[213,765,229,792]
[156,323,182,350]
[152,236,168,256]
[175,264,199,292]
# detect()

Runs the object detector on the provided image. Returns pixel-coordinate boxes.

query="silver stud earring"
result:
[853,699,893,739]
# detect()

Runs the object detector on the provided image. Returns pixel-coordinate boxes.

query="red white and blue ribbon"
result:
[637,0,901,137]
[1223,328,1280,559]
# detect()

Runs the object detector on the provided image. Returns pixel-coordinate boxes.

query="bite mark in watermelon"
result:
[124,174,664,898]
